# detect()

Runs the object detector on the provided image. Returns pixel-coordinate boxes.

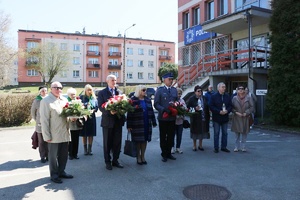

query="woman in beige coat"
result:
[231,85,254,152]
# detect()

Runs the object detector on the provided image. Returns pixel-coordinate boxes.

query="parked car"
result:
[128,87,157,99]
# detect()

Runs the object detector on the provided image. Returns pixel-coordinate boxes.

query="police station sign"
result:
[184,24,216,45]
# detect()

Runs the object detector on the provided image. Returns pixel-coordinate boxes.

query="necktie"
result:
[110,88,114,96]
[168,88,171,93]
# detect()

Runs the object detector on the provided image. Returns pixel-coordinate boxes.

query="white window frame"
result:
[109,59,118,65]
[148,61,154,68]
[207,1,215,20]
[138,60,144,67]
[109,71,119,78]
[160,50,168,56]
[193,7,200,26]
[138,72,143,79]
[73,57,80,65]
[127,59,133,67]
[109,46,119,53]
[183,12,190,29]
[127,48,133,55]
[148,73,154,80]
[89,71,99,78]
[88,58,99,64]
[27,42,37,50]
[73,44,80,51]
[219,0,228,16]
[60,43,67,51]
[88,45,99,52]
[73,70,80,78]
[61,70,67,77]
[138,48,144,55]
[127,72,133,79]
[27,69,38,76]
[148,49,154,56]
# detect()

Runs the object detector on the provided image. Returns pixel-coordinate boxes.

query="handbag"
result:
[123,131,137,157]
[183,119,190,129]
[76,118,84,128]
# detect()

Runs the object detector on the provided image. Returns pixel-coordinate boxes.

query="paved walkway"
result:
[0,115,300,200]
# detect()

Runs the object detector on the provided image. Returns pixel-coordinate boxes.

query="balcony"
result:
[159,55,172,60]
[87,51,101,56]
[87,63,100,69]
[108,64,121,70]
[108,52,121,57]
[26,61,39,67]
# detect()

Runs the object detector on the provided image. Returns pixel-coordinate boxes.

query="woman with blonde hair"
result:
[80,84,98,155]
[127,85,157,165]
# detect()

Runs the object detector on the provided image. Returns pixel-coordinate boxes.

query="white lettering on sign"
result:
[195,29,207,36]
[256,89,267,96]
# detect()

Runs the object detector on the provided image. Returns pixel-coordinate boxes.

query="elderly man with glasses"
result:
[40,81,73,184]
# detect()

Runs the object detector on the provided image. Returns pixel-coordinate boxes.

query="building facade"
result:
[178,0,272,117]
[18,30,175,87]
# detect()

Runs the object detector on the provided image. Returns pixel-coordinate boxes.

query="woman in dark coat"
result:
[187,85,210,151]
[127,85,157,165]
[80,84,98,155]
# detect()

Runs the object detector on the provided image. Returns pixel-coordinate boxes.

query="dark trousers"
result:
[48,142,68,179]
[174,124,183,148]
[69,130,80,157]
[37,132,48,159]
[159,120,176,158]
[102,125,122,164]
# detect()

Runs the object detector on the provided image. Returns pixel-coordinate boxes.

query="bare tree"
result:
[25,42,70,86]
[0,11,17,87]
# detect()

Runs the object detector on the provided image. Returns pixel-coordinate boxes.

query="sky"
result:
[0,0,178,50]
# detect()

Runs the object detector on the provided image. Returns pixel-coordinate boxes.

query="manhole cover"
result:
[183,184,231,200]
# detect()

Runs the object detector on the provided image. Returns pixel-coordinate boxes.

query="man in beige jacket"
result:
[40,81,73,184]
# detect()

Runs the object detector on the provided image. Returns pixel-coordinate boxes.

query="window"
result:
[60,43,67,51]
[109,46,119,53]
[160,62,166,67]
[109,59,118,65]
[160,50,168,56]
[127,72,133,79]
[73,70,80,77]
[27,42,37,50]
[183,47,190,65]
[138,48,144,55]
[148,61,154,68]
[219,0,228,16]
[148,49,154,56]
[127,48,133,55]
[27,69,38,76]
[89,71,99,78]
[27,56,38,64]
[73,44,80,51]
[73,57,80,65]
[88,58,99,64]
[183,12,190,29]
[61,70,67,77]
[207,1,214,20]
[148,73,154,80]
[138,60,144,67]
[193,7,200,26]
[109,71,119,77]
[127,59,133,67]
[138,72,143,79]
[88,45,99,52]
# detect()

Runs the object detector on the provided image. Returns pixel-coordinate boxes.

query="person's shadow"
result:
[0,159,44,171]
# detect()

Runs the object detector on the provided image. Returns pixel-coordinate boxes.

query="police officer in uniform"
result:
[154,72,178,162]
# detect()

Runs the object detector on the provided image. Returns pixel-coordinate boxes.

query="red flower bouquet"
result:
[60,99,91,118]
[162,101,188,118]
[101,94,134,118]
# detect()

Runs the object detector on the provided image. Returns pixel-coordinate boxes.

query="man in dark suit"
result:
[154,72,178,162]
[98,75,125,170]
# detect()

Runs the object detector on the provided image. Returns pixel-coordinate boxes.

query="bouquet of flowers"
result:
[101,94,134,118]
[60,98,91,118]
[163,101,188,118]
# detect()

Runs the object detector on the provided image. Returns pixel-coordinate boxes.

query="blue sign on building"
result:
[184,24,216,45]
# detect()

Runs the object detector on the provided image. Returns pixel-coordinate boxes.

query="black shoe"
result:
[51,177,63,184]
[41,158,46,163]
[198,147,204,151]
[221,148,230,153]
[214,149,219,153]
[59,173,73,179]
[112,162,124,168]
[74,156,79,159]
[137,159,143,165]
[193,147,197,151]
[142,160,147,165]
[69,156,74,160]
[106,163,112,170]
[162,157,167,162]
[167,155,176,160]
[45,157,48,161]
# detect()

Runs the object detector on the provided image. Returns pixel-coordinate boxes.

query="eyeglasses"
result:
[52,87,63,90]
[141,89,146,92]
[238,88,245,90]
[196,90,202,92]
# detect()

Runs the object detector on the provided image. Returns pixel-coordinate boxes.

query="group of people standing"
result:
[30,72,255,184]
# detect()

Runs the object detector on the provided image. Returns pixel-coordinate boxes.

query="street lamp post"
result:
[123,23,136,94]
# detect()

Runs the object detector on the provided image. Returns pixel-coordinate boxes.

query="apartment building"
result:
[178,0,272,116]
[18,30,175,87]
